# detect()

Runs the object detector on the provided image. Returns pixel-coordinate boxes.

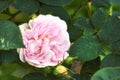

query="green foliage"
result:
[92,8,108,29]
[91,67,120,80]
[0,50,19,62]
[81,57,101,76]
[111,41,120,55]
[101,54,120,68]
[23,72,46,80]
[0,20,24,49]
[99,16,120,43]
[0,0,13,12]
[0,63,21,80]
[92,0,110,7]
[38,0,72,6]
[0,0,120,80]
[69,35,101,61]
[111,0,120,6]
[113,11,120,16]
[92,0,120,7]
[69,17,94,41]
[71,74,88,80]
[12,0,39,14]
[39,5,70,23]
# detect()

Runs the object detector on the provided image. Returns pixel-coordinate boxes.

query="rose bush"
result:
[0,0,120,80]
[17,15,70,68]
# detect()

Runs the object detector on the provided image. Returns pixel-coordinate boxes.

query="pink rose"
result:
[17,15,70,68]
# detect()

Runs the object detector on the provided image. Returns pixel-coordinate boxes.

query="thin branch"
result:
[88,1,92,18]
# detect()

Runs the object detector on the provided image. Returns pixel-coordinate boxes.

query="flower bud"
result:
[54,65,68,76]
[31,14,37,19]
[65,56,75,64]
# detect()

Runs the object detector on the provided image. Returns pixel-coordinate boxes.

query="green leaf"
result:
[101,54,120,68]
[99,16,120,43]
[0,13,11,20]
[111,0,120,6]
[0,50,19,62]
[92,0,111,7]
[92,0,120,7]
[39,5,70,23]
[23,72,46,80]
[73,17,94,36]
[38,0,72,6]
[12,0,39,14]
[92,8,108,29]
[0,20,24,49]
[91,67,120,80]
[69,35,101,61]
[12,65,32,78]
[111,41,120,55]
[69,17,94,42]
[0,0,13,12]
[113,11,120,16]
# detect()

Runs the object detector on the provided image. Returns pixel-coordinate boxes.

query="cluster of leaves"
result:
[0,0,120,80]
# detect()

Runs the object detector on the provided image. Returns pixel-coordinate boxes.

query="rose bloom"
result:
[17,15,70,68]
